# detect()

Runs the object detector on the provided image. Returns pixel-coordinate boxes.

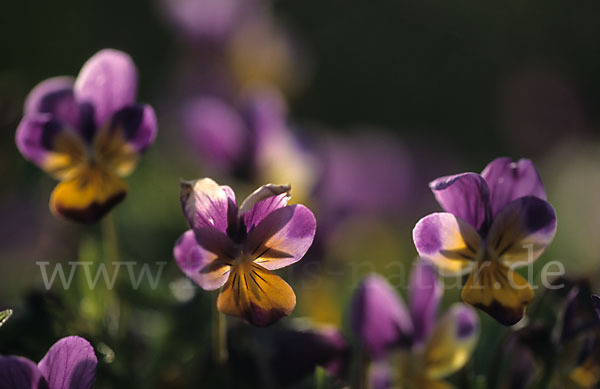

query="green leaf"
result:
[0,309,13,328]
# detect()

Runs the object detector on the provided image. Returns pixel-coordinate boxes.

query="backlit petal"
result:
[429,173,490,230]
[173,229,230,290]
[487,196,557,266]
[74,49,138,126]
[180,178,238,235]
[24,76,79,128]
[350,275,413,359]
[240,184,291,231]
[410,261,443,344]
[93,105,157,177]
[413,213,482,276]
[461,261,533,325]
[0,356,48,389]
[38,336,97,389]
[216,262,296,326]
[246,204,316,271]
[424,304,479,379]
[16,116,87,180]
[481,157,546,218]
[50,167,127,223]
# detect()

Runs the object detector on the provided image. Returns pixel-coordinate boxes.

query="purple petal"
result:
[410,261,443,344]
[246,204,316,271]
[180,178,238,235]
[481,157,546,217]
[109,104,157,153]
[173,229,230,290]
[243,87,287,146]
[350,275,413,359]
[369,361,392,389]
[592,295,600,320]
[182,97,247,171]
[0,356,48,389]
[413,213,481,276]
[486,196,557,265]
[239,184,291,231]
[429,172,491,231]
[74,49,138,127]
[38,336,97,389]
[15,115,88,180]
[24,77,79,128]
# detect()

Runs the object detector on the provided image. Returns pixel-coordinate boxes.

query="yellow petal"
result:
[42,130,87,180]
[94,127,139,177]
[50,166,127,223]
[216,262,296,327]
[423,304,479,380]
[461,261,534,325]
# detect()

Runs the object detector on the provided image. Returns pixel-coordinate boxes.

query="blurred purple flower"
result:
[350,262,479,387]
[0,336,97,389]
[413,157,557,325]
[174,178,316,326]
[15,49,157,223]
[315,133,414,225]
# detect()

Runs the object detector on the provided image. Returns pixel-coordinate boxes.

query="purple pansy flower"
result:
[0,336,97,389]
[173,178,316,326]
[15,49,157,223]
[413,157,557,325]
[350,262,479,388]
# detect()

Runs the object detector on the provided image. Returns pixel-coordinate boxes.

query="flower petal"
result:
[350,275,413,359]
[486,196,557,266]
[246,204,316,271]
[410,261,443,344]
[93,104,157,177]
[173,229,230,290]
[24,76,79,128]
[429,173,490,230]
[182,97,247,171]
[481,157,546,217]
[38,336,97,389]
[180,178,238,235]
[0,356,48,389]
[239,184,291,231]
[50,167,127,223]
[74,49,138,126]
[423,304,479,379]
[413,213,482,276]
[216,263,296,326]
[461,261,534,325]
[15,116,88,180]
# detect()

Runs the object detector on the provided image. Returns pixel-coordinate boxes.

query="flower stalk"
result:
[212,293,228,365]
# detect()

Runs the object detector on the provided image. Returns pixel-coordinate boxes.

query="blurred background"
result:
[1,0,600,388]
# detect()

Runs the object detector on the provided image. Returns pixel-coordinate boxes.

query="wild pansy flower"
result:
[413,158,557,325]
[350,262,479,388]
[15,49,157,223]
[174,178,316,326]
[0,336,97,389]
[182,88,317,201]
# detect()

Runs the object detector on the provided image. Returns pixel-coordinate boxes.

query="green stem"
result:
[101,213,120,265]
[358,350,370,389]
[101,213,120,336]
[212,296,228,365]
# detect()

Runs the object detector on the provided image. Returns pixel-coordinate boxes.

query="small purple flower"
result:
[413,157,557,325]
[0,336,97,389]
[350,262,479,387]
[174,178,316,326]
[15,49,157,223]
